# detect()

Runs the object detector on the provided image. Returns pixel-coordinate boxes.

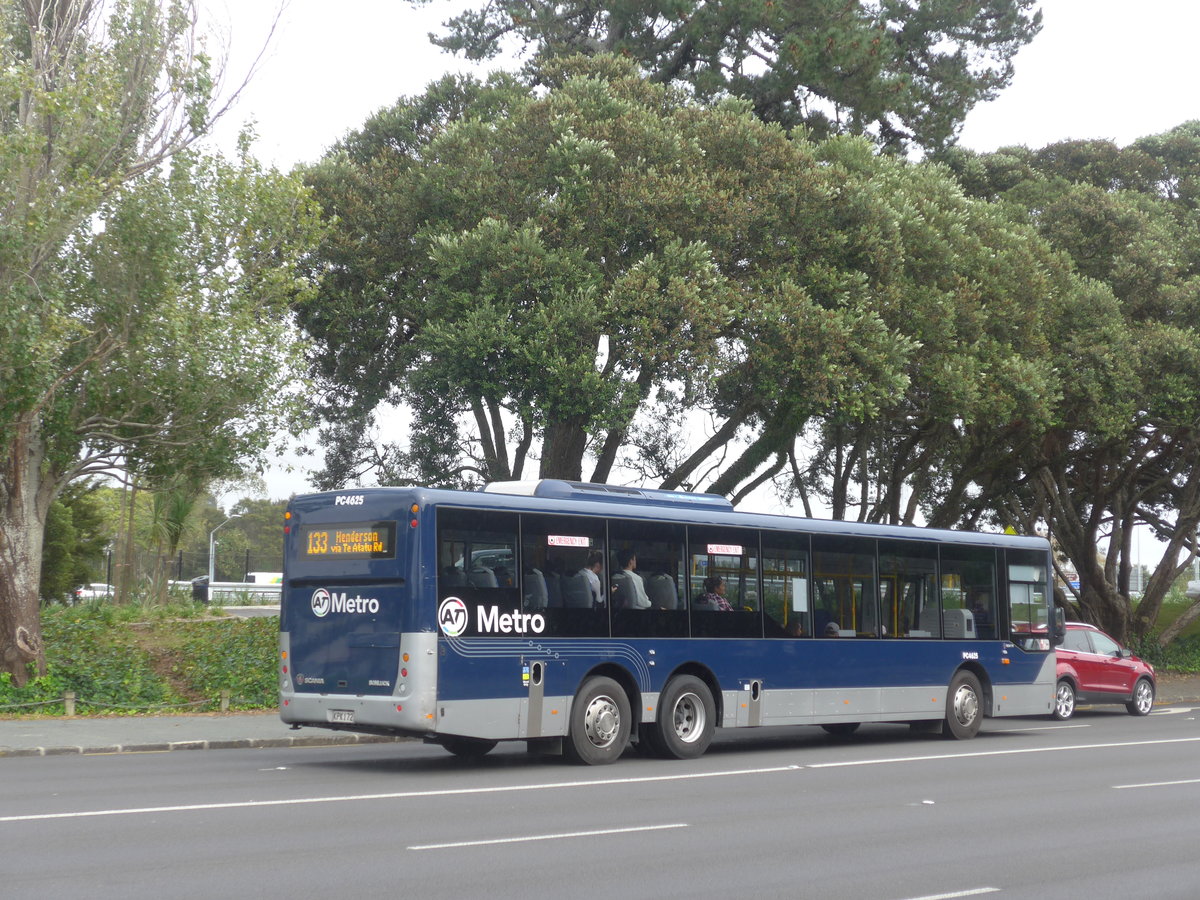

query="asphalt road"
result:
[2,706,1198,900]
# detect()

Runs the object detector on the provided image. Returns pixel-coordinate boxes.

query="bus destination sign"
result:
[300,522,397,559]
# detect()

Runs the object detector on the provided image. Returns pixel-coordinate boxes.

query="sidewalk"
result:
[3,676,1197,759]
[0,711,405,758]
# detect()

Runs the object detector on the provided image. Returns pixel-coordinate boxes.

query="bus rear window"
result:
[299,522,397,559]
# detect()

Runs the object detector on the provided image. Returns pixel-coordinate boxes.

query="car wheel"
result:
[1052,679,1076,720]
[1126,677,1154,716]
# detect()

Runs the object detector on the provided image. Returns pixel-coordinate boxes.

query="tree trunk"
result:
[0,417,53,685]
[540,416,589,480]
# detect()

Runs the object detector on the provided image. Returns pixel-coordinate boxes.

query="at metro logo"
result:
[312,588,380,617]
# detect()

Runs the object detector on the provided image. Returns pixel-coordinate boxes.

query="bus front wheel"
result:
[645,675,716,759]
[565,676,631,765]
[943,670,983,740]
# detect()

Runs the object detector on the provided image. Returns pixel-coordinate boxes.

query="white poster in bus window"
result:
[791,577,808,612]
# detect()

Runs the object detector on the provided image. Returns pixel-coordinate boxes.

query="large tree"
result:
[943,127,1200,642]
[411,0,1042,152]
[299,56,904,490]
[0,0,322,683]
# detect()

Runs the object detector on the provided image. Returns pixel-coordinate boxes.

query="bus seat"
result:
[943,608,976,639]
[544,570,563,607]
[562,572,594,608]
[467,565,498,588]
[610,570,633,609]
[918,607,942,637]
[523,568,549,609]
[646,573,678,609]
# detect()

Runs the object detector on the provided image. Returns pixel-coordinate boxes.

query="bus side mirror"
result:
[1051,607,1066,647]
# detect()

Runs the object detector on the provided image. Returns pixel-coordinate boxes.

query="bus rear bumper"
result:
[280,691,438,738]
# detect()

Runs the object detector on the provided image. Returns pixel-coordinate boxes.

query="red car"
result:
[1053,622,1156,720]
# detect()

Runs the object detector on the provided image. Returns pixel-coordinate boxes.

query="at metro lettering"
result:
[478,606,546,635]
[329,593,380,614]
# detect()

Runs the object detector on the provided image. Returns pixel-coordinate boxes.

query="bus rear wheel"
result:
[942,670,983,740]
[565,676,631,765]
[645,675,715,759]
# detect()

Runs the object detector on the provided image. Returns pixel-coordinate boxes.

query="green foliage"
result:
[1128,635,1200,674]
[171,618,278,709]
[411,0,1043,152]
[1,0,324,684]
[39,482,110,602]
[0,602,277,714]
[941,125,1200,641]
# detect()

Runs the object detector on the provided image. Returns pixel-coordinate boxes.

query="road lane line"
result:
[0,765,802,823]
[408,823,687,850]
[5,735,1198,824]
[991,723,1091,732]
[1114,778,1200,790]
[897,889,1000,900]
[807,736,1200,769]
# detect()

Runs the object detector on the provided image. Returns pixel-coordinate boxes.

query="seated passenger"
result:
[823,621,841,637]
[613,549,650,609]
[694,575,733,611]
[784,620,804,637]
[578,551,604,606]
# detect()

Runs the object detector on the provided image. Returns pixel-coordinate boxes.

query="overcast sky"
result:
[203,0,1200,169]
[197,0,1200,503]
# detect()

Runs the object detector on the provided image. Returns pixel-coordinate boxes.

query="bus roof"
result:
[290,482,1049,552]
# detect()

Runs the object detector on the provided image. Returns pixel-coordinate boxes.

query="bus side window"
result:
[688,525,762,638]
[1006,550,1050,651]
[763,535,809,638]
[518,513,609,637]
[610,522,687,638]
[812,536,877,638]
[941,547,996,640]
[878,540,938,638]
[436,507,518,636]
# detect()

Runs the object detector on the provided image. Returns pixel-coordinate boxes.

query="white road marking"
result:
[1114,778,1200,790]
[806,736,1200,768]
[4,735,1199,824]
[896,889,1000,900]
[408,822,687,850]
[991,723,1090,732]
[0,765,800,823]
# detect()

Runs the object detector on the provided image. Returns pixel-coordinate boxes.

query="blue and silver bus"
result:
[280,480,1056,764]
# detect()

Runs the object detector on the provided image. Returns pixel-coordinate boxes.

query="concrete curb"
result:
[0,733,406,758]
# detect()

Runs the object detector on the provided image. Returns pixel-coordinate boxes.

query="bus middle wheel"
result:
[565,675,631,765]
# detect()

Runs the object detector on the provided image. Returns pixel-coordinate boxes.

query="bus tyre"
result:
[942,670,983,740]
[438,735,498,758]
[1052,679,1076,720]
[565,676,631,766]
[646,675,715,760]
[1126,677,1154,716]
